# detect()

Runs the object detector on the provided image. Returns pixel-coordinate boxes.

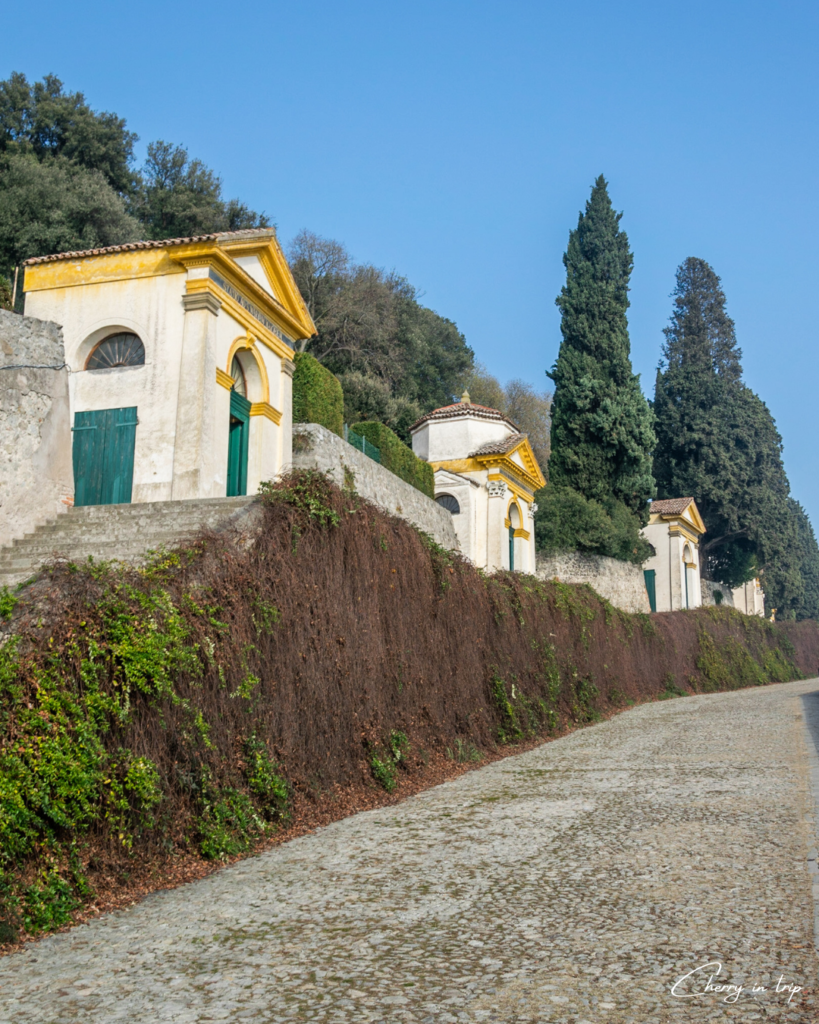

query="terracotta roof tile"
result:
[470,433,526,457]
[650,497,694,516]
[23,228,277,265]
[410,401,519,433]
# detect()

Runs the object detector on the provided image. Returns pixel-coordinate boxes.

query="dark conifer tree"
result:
[791,499,819,621]
[654,257,817,618]
[548,176,655,521]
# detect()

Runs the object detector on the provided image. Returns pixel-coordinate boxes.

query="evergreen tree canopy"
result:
[548,176,655,520]
[134,141,269,240]
[0,72,137,194]
[654,257,818,619]
[0,72,268,279]
[0,153,141,273]
[790,499,819,621]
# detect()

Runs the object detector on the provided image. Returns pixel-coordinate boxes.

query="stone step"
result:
[0,496,259,589]
[20,497,251,528]
[0,536,205,569]
[14,513,247,547]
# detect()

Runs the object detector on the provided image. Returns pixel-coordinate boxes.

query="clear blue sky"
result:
[3,1,817,524]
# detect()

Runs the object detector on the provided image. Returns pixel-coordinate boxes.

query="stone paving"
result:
[3,679,819,1023]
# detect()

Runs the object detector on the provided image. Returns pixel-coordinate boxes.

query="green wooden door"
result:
[643,569,657,612]
[72,407,138,506]
[227,391,251,497]
[508,524,515,571]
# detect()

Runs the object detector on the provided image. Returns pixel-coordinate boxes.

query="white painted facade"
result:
[411,398,545,573]
[23,231,314,504]
[732,578,766,617]
[641,498,706,612]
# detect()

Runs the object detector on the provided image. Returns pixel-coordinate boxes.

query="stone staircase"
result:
[0,496,257,589]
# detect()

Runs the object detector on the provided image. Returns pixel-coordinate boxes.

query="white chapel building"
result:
[23,229,316,506]
[411,393,546,573]
[641,497,706,612]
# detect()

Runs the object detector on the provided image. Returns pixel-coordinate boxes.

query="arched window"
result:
[436,493,460,514]
[230,355,247,397]
[86,332,145,370]
[683,543,693,564]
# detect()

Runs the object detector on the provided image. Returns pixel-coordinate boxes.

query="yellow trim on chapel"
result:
[476,435,545,491]
[488,472,535,503]
[226,334,271,403]
[215,367,234,390]
[249,402,283,425]
[23,233,317,352]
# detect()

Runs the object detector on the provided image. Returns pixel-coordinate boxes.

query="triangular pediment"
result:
[233,254,278,299]
[219,233,316,341]
[475,435,546,490]
[680,500,706,535]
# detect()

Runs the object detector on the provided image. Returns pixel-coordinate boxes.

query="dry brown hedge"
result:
[2,471,817,942]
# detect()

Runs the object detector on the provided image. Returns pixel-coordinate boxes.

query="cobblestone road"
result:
[3,680,819,1024]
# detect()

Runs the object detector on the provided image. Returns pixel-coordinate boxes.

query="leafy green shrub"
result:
[259,471,340,528]
[243,735,291,821]
[534,485,653,564]
[370,752,398,792]
[491,671,557,742]
[338,370,423,443]
[369,731,411,792]
[570,675,601,723]
[350,422,434,497]
[197,788,267,860]
[658,674,687,699]
[292,352,343,436]
[388,730,410,764]
[0,587,17,620]
[22,869,78,933]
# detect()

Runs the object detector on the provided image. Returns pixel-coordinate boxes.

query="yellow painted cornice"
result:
[24,249,183,292]
[250,402,283,425]
[216,367,234,390]
[513,528,530,540]
[23,235,317,344]
[481,456,543,493]
[431,457,485,475]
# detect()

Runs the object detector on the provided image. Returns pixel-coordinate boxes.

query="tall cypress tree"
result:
[654,257,817,618]
[548,176,655,521]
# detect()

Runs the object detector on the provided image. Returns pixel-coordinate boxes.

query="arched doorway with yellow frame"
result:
[224,338,269,497]
[506,498,524,571]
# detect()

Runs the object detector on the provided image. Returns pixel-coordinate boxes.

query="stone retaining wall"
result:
[0,310,73,548]
[535,550,651,613]
[291,422,459,551]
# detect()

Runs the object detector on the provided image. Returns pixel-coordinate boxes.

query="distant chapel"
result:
[411,393,546,573]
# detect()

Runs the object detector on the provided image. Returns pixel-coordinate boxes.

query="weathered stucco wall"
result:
[0,310,73,548]
[292,423,459,551]
[536,551,651,614]
[701,577,766,617]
